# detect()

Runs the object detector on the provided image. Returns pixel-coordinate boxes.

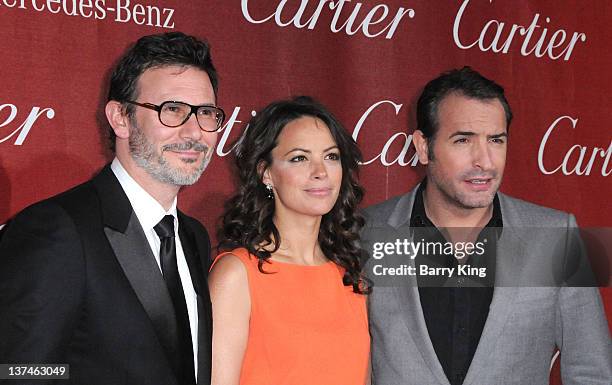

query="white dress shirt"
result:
[111,158,198,378]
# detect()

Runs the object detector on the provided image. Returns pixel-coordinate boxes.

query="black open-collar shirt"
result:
[410,180,502,385]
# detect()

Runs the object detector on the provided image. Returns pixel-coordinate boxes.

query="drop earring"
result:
[265,184,274,199]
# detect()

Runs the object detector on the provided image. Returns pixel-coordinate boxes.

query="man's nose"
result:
[472,140,494,170]
[179,113,204,142]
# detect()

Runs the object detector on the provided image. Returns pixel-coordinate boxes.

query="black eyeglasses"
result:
[126,100,225,132]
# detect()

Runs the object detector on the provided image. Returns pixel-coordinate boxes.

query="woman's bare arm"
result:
[209,254,251,385]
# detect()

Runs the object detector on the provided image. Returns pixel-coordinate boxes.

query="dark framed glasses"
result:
[126,100,225,132]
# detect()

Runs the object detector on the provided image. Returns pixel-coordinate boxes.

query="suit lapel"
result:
[386,186,451,385]
[93,166,181,378]
[178,219,204,296]
[178,215,211,385]
[462,198,527,385]
[395,284,451,385]
[104,216,180,367]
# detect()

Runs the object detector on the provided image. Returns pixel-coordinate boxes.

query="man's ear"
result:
[105,101,130,139]
[413,130,430,165]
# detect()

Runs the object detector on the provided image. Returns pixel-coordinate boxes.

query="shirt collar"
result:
[110,158,178,232]
[410,178,503,229]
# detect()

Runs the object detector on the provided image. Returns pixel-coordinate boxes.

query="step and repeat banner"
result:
[1,1,610,382]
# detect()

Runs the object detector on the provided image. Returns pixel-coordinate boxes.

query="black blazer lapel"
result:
[177,214,212,385]
[93,165,182,379]
[177,222,205,296]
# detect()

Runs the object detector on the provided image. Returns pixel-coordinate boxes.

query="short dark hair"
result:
[416,66,512,151]
[106,32,218,151]
[219,96,369,294]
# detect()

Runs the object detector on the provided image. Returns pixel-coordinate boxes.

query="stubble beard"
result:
[428,162,501,210]
[128,121,212,186]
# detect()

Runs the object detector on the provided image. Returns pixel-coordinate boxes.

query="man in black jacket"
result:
[0,32,225,385]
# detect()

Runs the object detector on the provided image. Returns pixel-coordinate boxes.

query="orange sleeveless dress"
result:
[214,248,370,385]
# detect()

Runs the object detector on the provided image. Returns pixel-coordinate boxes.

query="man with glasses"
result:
[0,32,223,385]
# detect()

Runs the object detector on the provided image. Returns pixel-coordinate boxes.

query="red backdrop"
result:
[1,1,610,382]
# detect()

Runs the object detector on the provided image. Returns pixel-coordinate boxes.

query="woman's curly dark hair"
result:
[219,96,370,294]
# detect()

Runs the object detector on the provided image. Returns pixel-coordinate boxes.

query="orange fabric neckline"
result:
[265,257,335,268]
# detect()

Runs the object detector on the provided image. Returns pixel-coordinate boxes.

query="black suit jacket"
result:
[0,165,212,385]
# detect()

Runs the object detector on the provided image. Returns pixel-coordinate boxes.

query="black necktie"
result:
[154,215,196,385]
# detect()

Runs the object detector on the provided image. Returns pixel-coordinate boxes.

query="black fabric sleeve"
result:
[0,201,86,367]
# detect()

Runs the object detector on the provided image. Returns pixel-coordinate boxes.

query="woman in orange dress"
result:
[209,96,370,385]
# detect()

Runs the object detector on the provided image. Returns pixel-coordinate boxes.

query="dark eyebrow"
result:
[284,145,339,156]
[166,101,217,108]
[448,131,508,139]
[284,148,310,156]
[448,131,475,139]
